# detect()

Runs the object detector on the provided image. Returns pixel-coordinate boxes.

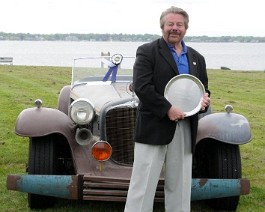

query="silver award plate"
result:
[164,74,205,117]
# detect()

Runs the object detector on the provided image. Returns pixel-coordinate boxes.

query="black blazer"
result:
[133,38,209,153]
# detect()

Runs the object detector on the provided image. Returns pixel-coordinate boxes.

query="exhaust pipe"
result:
[75,128,96,145]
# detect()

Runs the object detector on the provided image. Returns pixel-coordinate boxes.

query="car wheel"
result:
[194,139,241,211]
[28,135,58,209]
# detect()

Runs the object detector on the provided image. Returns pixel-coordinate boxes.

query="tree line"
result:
[0,32,264,43]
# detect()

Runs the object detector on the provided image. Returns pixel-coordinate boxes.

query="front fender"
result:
[196,112,252,145]
[15,107,76,139]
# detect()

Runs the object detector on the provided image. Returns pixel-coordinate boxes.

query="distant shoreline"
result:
[0,32,264,43]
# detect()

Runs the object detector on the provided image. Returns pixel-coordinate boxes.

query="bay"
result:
[0,41,264,71]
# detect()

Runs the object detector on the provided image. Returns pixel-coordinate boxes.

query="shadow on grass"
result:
[29,198,220,212]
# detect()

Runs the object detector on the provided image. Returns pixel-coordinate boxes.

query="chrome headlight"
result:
[69,98,95,125]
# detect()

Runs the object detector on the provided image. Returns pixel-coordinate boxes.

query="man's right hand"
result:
[167,106,185,121]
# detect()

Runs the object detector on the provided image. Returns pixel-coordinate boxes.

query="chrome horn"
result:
[75,128,96,145]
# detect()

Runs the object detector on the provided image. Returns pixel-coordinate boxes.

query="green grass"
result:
[0,65,264,211]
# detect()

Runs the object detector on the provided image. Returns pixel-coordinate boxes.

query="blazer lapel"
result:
[187,47,198,76]
[158,38,179,75]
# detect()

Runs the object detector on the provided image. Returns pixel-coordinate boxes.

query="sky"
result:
[1,0,264,36]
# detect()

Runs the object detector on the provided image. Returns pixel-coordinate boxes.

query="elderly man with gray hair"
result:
[124,6,210,212]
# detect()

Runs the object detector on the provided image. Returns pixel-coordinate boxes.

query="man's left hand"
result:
[201,93,210,111]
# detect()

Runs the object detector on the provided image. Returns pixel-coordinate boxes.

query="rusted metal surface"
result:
[104,106,136,165]
[82,176,250,202]
[82,175,164,202]
[6,175,21,191]
[241,179,251,195]
[196,112,252,144]
[191,178,250,200]
[15,107,76,139]
[7,173,250,202]
[6,174,81,200]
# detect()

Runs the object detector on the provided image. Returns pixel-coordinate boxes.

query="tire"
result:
[28,135,58,209]
[193,139,242,211]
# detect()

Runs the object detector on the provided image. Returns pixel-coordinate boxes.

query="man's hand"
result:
[167,106,185,121]
[201,93,210,111]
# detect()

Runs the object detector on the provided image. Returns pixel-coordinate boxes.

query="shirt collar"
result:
[167,40,187,54]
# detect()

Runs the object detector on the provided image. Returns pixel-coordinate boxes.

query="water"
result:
[0,41,264,71]
[188,42,265,71]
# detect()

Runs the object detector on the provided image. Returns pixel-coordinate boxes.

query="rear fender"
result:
[58,85,71,115]
[196,112,252,145]
[15,107,76,140]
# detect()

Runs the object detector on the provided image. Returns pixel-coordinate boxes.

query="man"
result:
[124,6,210,212]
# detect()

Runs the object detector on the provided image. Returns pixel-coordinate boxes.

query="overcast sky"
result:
[1,0,264,36]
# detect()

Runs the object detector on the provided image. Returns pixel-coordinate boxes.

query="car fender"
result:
[15,107,76,139]
[196,112,252,145]
[58,85,71,115]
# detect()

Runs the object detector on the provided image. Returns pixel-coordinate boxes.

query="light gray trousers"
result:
[124,119,192,212]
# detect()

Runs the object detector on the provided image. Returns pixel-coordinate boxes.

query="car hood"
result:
[70,82,135,112]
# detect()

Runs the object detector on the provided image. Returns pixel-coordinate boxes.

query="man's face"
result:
[162,13,187,45]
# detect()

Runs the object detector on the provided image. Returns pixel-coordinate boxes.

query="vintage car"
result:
[7,54,252,210]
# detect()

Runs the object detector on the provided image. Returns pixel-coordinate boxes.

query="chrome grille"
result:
[105,107,136,165]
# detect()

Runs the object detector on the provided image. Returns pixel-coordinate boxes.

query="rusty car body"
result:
[6,54,252,210]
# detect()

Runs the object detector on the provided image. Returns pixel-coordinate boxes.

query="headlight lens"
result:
[70,98,95,125]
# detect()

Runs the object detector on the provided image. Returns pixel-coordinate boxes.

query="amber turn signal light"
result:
[91,141,112,161]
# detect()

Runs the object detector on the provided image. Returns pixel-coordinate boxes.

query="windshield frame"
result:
[71,55,135,88]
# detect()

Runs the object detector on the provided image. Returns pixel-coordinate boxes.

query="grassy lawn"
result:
[0,65,264,211]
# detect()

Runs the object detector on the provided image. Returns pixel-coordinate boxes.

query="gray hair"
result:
[160,6,189,29]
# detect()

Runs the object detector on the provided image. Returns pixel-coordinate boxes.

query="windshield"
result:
[71,54,135,87]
